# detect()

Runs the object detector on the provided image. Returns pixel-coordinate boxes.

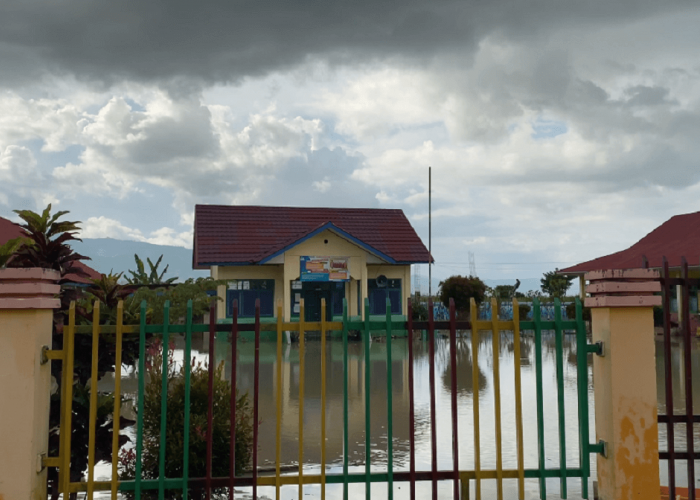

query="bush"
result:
[411,302,428,321]
[120,341,254,498]
[438,275,487,316]
[565,302,591,322]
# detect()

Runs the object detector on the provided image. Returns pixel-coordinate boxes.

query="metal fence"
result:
[48,296,599,499]
[655,256,700,500]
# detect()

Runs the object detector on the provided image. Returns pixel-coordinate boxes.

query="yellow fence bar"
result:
[59,302,76,495]
[491,298,504,500]
[276,301,283,500]
[111,301,124,499]
[87,301,101,499]
[298,299,305,499]
[512,299,525,499]
[321,299,327,500]
[470,298,482,499]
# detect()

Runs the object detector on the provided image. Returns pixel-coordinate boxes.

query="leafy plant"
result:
[126,254,178,285]
[7,204,90,280]
[129,277,224,324]
[0,236,35,267]
[119,341,254,499]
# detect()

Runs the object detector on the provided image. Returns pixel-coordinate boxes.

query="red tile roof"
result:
[560,211,700,274]
[0,216,101,284]
[193,205,432,268]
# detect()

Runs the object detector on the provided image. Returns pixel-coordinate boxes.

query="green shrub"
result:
[120,341,254,498]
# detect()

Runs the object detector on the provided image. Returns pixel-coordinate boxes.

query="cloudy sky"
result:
[1,0,699,287]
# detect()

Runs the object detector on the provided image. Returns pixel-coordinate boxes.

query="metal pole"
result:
[429,166,432,298]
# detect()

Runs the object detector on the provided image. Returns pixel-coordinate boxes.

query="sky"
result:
[1,0,699,290]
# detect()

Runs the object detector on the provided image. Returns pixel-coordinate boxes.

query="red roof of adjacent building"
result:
[193,205,432,268]
[0,216,101,284]
[560,211,700,274]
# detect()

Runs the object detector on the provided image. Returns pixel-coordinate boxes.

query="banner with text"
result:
[300,256,350,282]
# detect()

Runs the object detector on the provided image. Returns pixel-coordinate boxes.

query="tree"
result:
[126,254,178,285]
[438,275,487,315]
[540,271,575,298]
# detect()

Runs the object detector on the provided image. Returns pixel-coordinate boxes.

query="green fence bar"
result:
[385,298,394,500]
[554,298,567,498]
[342,299,350,500]
[182,300,193,499]
[364,297,372,499]
[575,297,590,499]
[159,301,171,499]
[533,299,547,499]
[136,300,147,500]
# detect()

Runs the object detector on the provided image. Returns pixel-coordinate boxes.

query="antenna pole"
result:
[428,166,432,298]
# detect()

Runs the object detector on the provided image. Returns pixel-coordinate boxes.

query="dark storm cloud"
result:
[0,0,691,87]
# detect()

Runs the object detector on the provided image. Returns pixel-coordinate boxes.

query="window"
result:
[368,278,401,315]
[226,279,275,318]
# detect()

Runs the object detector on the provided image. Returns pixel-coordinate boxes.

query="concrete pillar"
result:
[0,268,60,500]
[585,269,662,500]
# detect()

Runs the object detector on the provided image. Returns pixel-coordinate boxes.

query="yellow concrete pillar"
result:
[585,269,662,500]
[0,268,60,500]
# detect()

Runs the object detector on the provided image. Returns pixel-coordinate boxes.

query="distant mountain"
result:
[70,238,208,281]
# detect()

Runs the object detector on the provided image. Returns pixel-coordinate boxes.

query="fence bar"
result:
[363,297,372,499]
[662,257,676,500]
[681,258,696,500]
[449,298,460,499]
[321,298,328,500]
[159,301,171,499]
[407,299,417,500]
[554,298,568,498]
[512,299,525,500]
[299,299,306,500]
[253,299,261,500]
[533,299,547,499]
[229,300,239,499]
[87,301,101,499]
[276,301,283,500]
[136,301,147,499]
[111,301,124,500]
[470,298,482,500]
[342,299,350,500]
[182,300,193,500]
[575,297,590,499]
[60,302,76,497]
[490,298,504,500]
[428,299,438,500]
[206,302,216,499]
[386,298,394,500]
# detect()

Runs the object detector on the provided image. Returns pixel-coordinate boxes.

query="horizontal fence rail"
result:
[47,296,599,499]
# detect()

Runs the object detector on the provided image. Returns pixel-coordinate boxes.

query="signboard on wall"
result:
[300,256,350,282]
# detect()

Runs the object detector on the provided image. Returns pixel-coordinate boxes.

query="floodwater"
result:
[100,331,596,499]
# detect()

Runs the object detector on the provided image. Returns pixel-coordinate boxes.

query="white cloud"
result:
[81,216,192,248]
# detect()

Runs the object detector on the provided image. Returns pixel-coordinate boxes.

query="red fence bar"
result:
[253,300,261,500]
[407,299,417,500]
[428,299,438,499]
[449,298,459,499]
[681,258,696,500]
[229,300,239,499]
[662,258,676,499]
[205,301,216,499]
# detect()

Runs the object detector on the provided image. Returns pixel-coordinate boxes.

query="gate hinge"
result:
[40,345,64,365]
[590,440,607,458]
[586,341,604,357]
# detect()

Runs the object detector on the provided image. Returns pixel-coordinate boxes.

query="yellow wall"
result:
[212,229,412,321]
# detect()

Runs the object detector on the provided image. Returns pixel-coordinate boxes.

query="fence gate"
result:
[655,256,700,500]
[47,295,600,499]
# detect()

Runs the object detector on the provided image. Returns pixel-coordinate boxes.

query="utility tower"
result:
[468,251,477,277]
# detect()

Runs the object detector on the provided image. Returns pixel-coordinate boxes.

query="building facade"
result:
[193,205,432,323]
